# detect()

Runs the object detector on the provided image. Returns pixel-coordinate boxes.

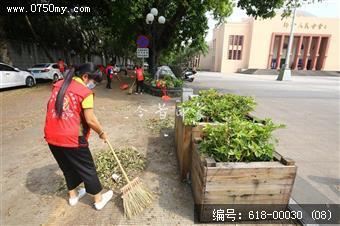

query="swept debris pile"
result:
[95,147,147,189]
[147,117,174,134]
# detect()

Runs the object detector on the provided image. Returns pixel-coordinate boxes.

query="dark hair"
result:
[55,62,102,117]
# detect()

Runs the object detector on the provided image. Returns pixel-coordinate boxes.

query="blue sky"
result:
[205,0,340,41]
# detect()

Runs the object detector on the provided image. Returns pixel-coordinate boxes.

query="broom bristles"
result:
[121,177,154,218]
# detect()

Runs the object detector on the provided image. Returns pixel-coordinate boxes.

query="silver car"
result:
[0,63,36,89]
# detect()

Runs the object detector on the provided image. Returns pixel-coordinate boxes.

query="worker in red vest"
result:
[135,65,144,94]
[105,64,114,89]
[58,58,65,74]
[44,62,113,210]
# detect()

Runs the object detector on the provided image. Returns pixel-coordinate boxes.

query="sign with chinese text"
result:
[137,48,149,58]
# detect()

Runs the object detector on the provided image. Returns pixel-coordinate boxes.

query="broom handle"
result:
[130,79,136,88]
[106,140,131,183]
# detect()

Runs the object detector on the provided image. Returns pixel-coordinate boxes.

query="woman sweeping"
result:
[44,62,113,210]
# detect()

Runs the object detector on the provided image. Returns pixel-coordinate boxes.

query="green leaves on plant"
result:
[178,89,285,162]
[199,118,285,162]
[179,89,256,125]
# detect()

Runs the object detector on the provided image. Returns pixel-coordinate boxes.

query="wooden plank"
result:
[205,178,296,191]
[213,161,291,169]
[206,167,297,181]
[191,166,204,204]
[174,103,180,147]
[203,195,290,204]
[204,186,293,196]
[274,152,295,166]
[191,144,208,204]
[204,157,216,167]
[180,123,192,179]
[191,143,205,183]
[281,157,295,166]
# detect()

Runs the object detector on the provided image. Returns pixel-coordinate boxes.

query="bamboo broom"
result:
[128,79,136,95]
[106,140,153,218]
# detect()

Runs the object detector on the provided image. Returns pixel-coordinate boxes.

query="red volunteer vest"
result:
[106,66,114,79]
[44,80,93,148]
[136,68,144,81]
[58,61,65,72]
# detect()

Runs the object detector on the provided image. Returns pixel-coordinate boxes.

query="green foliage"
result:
[164,75,175,88]
[179,89,256,125]
[4,0,307,65]
[173,78,184,88]
[144,71,152,82]
[199,118,285,162]
[237,0,321,19]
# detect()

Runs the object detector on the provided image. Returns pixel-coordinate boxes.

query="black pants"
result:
[106,75,112,89]
[49,144,103,195]
[136,80,144,93]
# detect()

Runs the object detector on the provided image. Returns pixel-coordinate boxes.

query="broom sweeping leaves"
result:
[106,140,154,218]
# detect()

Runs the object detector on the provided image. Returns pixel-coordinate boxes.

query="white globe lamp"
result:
[151,8,158,16]
[146,13,154,23]
[158,16,165,24]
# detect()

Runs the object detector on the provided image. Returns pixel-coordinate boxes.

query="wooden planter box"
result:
[174,102,219,180]
[191,141,297,222]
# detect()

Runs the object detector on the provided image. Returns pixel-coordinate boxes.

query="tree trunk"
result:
[0,18,12,65]
[24,15,54,62]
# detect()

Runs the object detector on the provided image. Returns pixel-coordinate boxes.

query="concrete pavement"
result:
[186,71,340,204]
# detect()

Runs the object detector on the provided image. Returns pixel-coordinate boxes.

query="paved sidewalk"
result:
[187,72,340,204]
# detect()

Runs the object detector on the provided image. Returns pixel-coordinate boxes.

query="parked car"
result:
[0,63,36,89]
[115,65,121,73]
[27,63,64,81]
[155,65,177,80]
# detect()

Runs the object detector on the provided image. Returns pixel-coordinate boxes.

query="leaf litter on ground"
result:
[146,117,175,134]
[55,147,147,193]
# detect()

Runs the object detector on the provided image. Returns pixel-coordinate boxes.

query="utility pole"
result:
[277,4,297,81]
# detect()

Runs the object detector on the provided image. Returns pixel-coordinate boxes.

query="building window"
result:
[228,35,244,60]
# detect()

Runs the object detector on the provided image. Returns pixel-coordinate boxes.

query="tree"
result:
[2,0,319,67]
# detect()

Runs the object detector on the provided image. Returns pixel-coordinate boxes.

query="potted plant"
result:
[191,117,297,222]
[175,89,257,180]
[144,75,183,97]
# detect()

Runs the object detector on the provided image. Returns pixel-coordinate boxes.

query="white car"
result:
[28,63,63,81]
[0,63,36,89]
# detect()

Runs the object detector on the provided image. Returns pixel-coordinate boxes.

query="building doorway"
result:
[268,33,330,71]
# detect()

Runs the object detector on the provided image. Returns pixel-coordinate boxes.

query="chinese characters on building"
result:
[283,21,327,30]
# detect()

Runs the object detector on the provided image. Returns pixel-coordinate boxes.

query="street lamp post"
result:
[277,4,297,81]
[146,8,165,78]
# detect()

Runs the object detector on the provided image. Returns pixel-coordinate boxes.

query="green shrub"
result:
[173,78,184,87]
[179,89,256,125]
[144,71,152,83]
[164,75,175,87]
[199,118,284,162]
